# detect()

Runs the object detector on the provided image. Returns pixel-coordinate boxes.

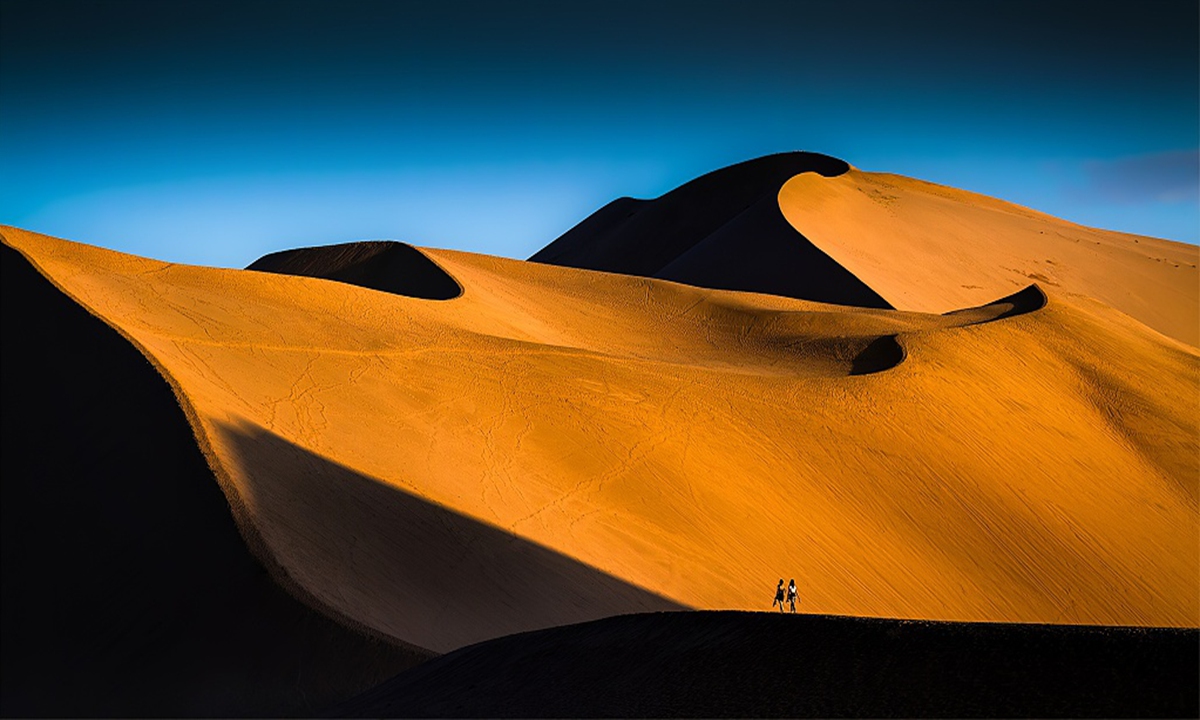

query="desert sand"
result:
[1,245,427,717]
[1,152,1197,714]
[334,610,1199,718]
[779,168,1200,346]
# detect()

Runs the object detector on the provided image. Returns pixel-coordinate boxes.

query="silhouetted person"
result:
[772,579,785,612]
[787,579,798,613]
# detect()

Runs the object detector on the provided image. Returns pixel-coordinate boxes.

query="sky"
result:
[1,0,1197,268]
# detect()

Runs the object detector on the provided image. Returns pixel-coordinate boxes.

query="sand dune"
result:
[535,152,1199,347]
[3,214,1195,668]
[333,611,1199,718]
[531,152,891,307]
[2,153,1197,714]
[779,169,1200,346]
[249,240,463,300]
[0,245,427,717]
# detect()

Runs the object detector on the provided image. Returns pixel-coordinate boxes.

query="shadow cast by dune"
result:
[530,152,892,308]
[849,335,906,375]
[248,241,463,300]
[331,610,1199,718]
[1,244,428,718]
[213,421,686,655]
[946,284,1049,326]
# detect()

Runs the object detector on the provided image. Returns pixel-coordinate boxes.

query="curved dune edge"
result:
[0,227,688,655]
[530,151,894,308]
[2,225,1197,661]
[247,240,464,300]
[0,242,431,717]
[942,283,1050,325]
[777,169,1200,347]
[0,233,439,658]
[1,231,676,656]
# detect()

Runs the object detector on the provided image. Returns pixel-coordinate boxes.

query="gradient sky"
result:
[2,0,1197,268]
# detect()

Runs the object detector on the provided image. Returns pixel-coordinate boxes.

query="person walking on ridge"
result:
[787,579,798,613]
[772,579,785,612]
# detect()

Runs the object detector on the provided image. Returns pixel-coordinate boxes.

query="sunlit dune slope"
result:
[0,245,427,717]
[779,169,1200,346]
[4,225,1195,657]
[535,152,1198,347]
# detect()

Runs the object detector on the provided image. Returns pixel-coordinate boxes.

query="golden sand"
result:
[3,179,1195,653]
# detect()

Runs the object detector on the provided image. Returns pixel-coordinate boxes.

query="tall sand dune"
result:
[778,168,1200,346]
[0,245,428,716]
[535,152,1199,347]
[3,216,1195,677]
[531,152,892,308]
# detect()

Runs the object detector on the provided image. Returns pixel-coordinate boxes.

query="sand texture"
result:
[3,201,1196,664]
[2,155,1198,714]
[536,152,1198,347]
[0,244,430,717]
[779,168,1200,346]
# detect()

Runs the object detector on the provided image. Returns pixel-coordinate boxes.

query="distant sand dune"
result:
[535,152,1197,348]
[248,240,462,300]
[778,168,1199,346]
[531,152,891,308]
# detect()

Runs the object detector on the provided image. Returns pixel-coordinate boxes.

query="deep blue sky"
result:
[2,0,1196,267]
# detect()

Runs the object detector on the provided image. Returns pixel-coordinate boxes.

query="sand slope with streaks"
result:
[0,245,428,717]
[779,168,1199,346]
[2,219,1195,661]
[535,152,1198,348]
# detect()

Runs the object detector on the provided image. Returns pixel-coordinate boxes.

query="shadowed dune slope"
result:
[0,245,429,717]
[2,225,1197,662]
[531,152,891,308]
[333,611,1199,718]
[778,169,1200,346]
[535,154,1197,347]
[248,240,462,299]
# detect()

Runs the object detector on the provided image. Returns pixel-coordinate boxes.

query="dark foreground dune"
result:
[0,246,430,717]
[332,610,1199,718]
[530,151,892,308]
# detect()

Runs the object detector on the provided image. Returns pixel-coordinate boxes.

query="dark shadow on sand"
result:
[946,284,1050,325]
[849,335,905,375]
[331,610,1199,718]
[1,244,429,718]
[213,421,686,657]
[530,152,892,309]
[248,241,462,300]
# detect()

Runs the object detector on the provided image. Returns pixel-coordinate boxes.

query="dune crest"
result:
[777,169,1199,346]
[531,151,892,308]
[0,243,427,716]
[248,240,463,300]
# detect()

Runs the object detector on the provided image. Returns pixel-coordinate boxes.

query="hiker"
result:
[787,579,798,613]
[772,579,785,612]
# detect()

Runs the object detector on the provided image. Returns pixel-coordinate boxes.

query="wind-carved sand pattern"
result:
[1,152,1197,716]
